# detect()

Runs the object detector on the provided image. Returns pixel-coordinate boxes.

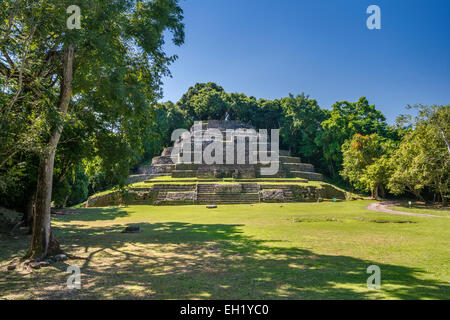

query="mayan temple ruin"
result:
[133,120,324,181]
[87,121,347,207]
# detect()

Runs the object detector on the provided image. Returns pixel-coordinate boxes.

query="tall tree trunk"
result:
[24,45,74,260]
[441,191,448,206]
[26,148,60,259]
[379,184,386,199]
[328,159,335,179]
[413,189,424,202]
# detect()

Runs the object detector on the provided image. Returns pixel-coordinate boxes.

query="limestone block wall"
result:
[85,182,348,207]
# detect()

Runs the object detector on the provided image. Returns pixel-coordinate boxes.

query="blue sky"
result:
[161,0,450,123]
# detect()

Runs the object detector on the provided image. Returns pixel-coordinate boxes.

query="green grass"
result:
[390,203,450,217]
[1,200,449,299]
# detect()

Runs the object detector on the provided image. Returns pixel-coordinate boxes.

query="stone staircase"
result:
[152,184,196,192]
[196,183,260,205]
[153,184,196,205]
[134,146,324,182]
[197,184,215,193]
[279,153,324,181]
[196,193,259,204]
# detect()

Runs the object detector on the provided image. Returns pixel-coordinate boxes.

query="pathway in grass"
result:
[366,201,450,219]
[1,200,449,299]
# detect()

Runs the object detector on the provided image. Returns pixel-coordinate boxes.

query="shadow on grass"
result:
[1,215,449,299]
[53,207,131,222]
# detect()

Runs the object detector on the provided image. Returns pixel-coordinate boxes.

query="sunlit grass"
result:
[1,200,449,300]
[390,203,450,217]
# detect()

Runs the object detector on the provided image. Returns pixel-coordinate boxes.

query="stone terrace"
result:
[130,120,324,183]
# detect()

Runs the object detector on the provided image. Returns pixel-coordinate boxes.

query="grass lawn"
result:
[390,203,450,217]
[1,200,449,299]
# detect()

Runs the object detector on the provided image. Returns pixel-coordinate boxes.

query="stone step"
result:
[155,189,196,194]
[255,161,281,168]
[175,163,199,170]
[153,184,196,192]
[138,164,174,175]
[197,194,259,199]
[282,163,315,172]
[153,184,195,188]
[260,184,296,190]
[241,183,259,193]
[197,199,259,204]
[279,156,301,164]
[145,173,172,180]
[128,187,154,192]
[291,171,324,181]
[127,174,155,184]
[279,150,291,157]
[196,183,259,193]
[197,198,259,204]
[172,170,197,178]
[256,170,288,178]
[151,156,174,165]
[197,185,215,193]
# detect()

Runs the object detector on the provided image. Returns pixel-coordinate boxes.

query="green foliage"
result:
[177,82,230,122]
[1,0,185,209]
[176,82,284,130]
[143,101,188,160]
[341,134,394,198]
[340,105,449,204]
[316,97,389,178]
[388,120,450,204]
[166,84,398,183]
[67,167,89,206]
[409,104,450,156]
[279,94,327,163]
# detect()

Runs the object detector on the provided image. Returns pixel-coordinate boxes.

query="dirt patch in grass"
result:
[355,217,417,224]
[292,216,343,223]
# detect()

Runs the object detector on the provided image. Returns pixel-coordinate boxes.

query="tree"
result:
[408,105,450,156]
[227,93,259,126]
[254,98,283,130]
[388,120,450,205]
[1,0,184,260]
[177,82,230,122]
[341,134,393,199]
[143,101,187,160]
[279,94,327,165]
[316,97,389,179]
